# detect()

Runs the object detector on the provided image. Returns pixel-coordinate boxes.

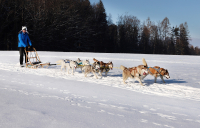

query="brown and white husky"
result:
[120,58,148,86]
[142,59,170,83]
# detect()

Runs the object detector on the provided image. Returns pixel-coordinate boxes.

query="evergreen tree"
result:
[118,24,126,53]
[117,14,140,53]
[168,27,176,54]
[150,25,159,54]
[139,25,150,54]
[107,24,118,53]
[179,22,190,55]
[174,27,181,55]
[92,0,108,52]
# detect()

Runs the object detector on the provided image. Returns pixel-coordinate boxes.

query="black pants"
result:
[19,47,28,65]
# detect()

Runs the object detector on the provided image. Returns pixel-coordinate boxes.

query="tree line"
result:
[0,0,199,55]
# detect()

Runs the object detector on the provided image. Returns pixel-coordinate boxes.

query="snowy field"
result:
[0,51,200,128]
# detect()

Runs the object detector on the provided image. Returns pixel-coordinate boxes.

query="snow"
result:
[0,51,200,128]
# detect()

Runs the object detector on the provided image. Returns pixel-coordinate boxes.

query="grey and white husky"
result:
[82,62,100,79]
[56,59,78,75]
[76,58,90,72]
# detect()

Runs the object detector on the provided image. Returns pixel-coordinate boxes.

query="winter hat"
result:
[22,26,27,31]
[21,26,29,33]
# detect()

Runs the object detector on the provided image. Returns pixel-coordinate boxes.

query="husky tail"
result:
[142,58,148,67]
[93,58,99,62]
[120,65,126,71]
[56,59,64,64]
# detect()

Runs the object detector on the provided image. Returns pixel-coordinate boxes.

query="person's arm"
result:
[27,35,32,46]
[18,33,26,47]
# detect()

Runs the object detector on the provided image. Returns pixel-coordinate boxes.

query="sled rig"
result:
[25,46,56,69]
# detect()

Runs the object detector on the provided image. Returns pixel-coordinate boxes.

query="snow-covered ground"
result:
[0,51,200,128]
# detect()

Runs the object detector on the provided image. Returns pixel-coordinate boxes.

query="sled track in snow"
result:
[0,62,200,102]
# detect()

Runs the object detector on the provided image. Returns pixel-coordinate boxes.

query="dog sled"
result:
[24,46,56,69]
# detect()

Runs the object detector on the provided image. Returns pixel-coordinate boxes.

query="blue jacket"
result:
[18,31,32,47]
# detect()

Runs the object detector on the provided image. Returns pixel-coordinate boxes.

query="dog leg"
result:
[67,68,69,74]
[122,74,128,84]
[141,75,147,80]
[123,79,127,84]
[123,81,127,84]
[135,77,144,86]
[92,71,98,79]
[154,76,157,83]
[99,70,102,76]
[160,76,166,83]
[81,67,83,73]
[84,72,87,77]
[82,67,85,73]
[105,71,108,77]
[98,71,101,76]
[61,65,64,71]
[72,68,74,75]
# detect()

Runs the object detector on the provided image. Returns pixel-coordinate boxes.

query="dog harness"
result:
[100,65,110,72]
[128,67,141,78]
[92,64,99,71]
[64,60,75,69]
[78,62,82,65]
[147,67,162,76]
[64,60,70,63]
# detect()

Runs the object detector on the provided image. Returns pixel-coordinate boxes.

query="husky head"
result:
[93,62,100,70]
[108,61,113,70]
[83,59,90,65]
[71,61,78,69]
[65,59,70,62]
[138,65,148,76]
[76,58,81,63]
[162,69,170,79]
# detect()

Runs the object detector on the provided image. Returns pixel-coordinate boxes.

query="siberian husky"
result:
[56,59,78,75]
[120,58,148,86]
[93,58,113,77]
[142,59,170,83]
[76,58,90,72]
[82,62,100,79]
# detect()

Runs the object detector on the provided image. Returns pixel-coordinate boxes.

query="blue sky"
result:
[89,0,200,47]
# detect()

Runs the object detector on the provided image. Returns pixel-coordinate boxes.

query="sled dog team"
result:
[56,58,170,86]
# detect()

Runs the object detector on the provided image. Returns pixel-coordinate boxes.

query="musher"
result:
[18,26,32,67]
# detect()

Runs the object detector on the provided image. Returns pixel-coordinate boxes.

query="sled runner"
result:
[24,46,55,69]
